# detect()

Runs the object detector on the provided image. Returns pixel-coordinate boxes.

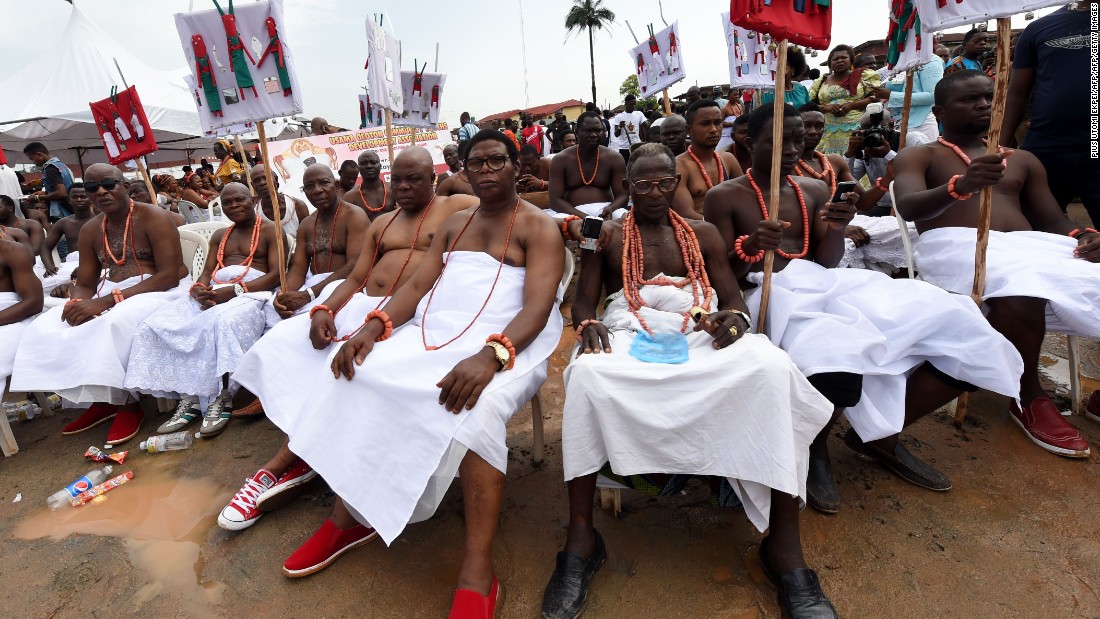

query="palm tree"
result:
[564,0,616,106]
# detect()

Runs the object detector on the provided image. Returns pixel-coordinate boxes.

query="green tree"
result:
[565,0,616,106]
[619,75,659,111]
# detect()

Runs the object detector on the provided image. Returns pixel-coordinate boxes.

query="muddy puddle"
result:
[13,457,232,614]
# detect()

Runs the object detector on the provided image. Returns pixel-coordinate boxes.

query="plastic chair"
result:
[177,200,208,224]
[1,381,53,457]
[526,248,576,463]
[208,196,224,221]
[178,229,209,278]
[179,221,230,244]
[889,182,1085,413]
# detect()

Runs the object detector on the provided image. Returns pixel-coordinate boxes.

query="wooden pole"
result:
[234,134,253,194]
[754,39,789,336]
[898,70,915,150]
[955,17,1012,426]
[134,158,158,206]
[384,109,396,169]
[662,88,672,116]
[255,122,288,289]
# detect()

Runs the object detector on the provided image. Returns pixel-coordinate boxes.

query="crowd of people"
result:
[0,5,1097,618]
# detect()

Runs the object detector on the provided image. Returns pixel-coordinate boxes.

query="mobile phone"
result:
[831,181,858,203]
[580,216,603,251]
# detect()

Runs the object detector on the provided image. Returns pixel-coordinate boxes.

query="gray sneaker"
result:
[157,397,201,434]
[199,394,232,438]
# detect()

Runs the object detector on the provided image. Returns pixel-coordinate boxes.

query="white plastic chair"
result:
[526,248,576,464]
[178,229,209,278]
[208,196,225,221]
[177,199,208,224]
[888,182,1085,413]
[179,220,230,244]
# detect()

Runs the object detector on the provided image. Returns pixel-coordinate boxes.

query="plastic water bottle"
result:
[47,465,113,511]
[4,400,41,422]
[139,431,194,453]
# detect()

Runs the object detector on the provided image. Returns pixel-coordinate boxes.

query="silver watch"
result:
[233,284,245,297]
[731,310,752,330]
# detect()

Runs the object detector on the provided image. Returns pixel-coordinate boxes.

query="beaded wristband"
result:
[946,174,973,201]
[734,235,765,263]
[559,215,582,237]
[486,333,516,370]
[366,309,394,342]
[574,318,601,342]
[309,304,333,319]
[1068,228,1099,239]
[874,176,890,192]
[111,289,125,305]
[240,282,249,293]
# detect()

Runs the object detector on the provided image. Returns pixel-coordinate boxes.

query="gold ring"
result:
[728,326,739,337]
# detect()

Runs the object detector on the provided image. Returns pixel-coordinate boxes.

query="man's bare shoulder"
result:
[341,200,370,225]
[516,202,561,235]
[600,146,626,168]
[892,141,935,169]
[791,175,830,205]
[825,153,849,170]
[436,193,479,214]
[0,238,34,264]
[550,146,575,167]
[687,218,723,240]
[298,209,319,229]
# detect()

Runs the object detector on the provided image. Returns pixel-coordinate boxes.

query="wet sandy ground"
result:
[1,329,1098,619]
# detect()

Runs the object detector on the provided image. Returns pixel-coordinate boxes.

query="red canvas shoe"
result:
[61,403,118,435]
[282,518,378,578]
[105,408,144,445]
[448,576,501,619]
[256,459,318,512]
[1085,392,1100,424]
[1009,397,1090,458]
[218,469,277,531]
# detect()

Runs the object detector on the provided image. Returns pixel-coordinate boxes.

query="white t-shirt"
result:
[609,110,647,150]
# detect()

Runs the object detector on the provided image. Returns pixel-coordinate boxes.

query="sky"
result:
[0,0,1061,131]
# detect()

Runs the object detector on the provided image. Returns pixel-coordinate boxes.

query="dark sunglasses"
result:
[85,178,122,193]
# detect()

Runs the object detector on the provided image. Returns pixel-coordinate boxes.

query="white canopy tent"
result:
[0,6,214,176]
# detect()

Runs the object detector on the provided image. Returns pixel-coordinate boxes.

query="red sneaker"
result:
[218,469,277,531]
[1085,392,1100,424]
[256,459,318,512]
[282,518,378,578]
[448,576,501,619]
[1009,397,1090,458]
[61,403,118,435]
[105,408,144,445]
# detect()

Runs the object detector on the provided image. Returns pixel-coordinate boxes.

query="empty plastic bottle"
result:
[139,431,194,453]
[47,465,114,511]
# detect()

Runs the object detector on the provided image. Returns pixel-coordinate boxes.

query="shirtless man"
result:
[42,182,94,274]
[249,165,310,238]
[230,131,562,619]
[272,164,370,320]
[894,70,1100,456]
[11,163,188,445]
[220,147,478,531]
[126,183,283,438]
[436,143,461,186]
[0,195,50,271]
[335,160,357,195]
[727,115,753,173]
[659,114,687,156]
[517,144,551,193]
[342,150,394,219]
[436,142,477,197]
[706,104,1021,513]
[0,227,43,396]
[673,100,744,219]
[548,111,628,219]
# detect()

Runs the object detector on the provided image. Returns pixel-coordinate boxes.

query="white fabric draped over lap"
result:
[914,227,1100,338]
[0,293,35,384]
[35,254,80,296]
[124,265,269,400]
[746,260,1023,441]
[563,280,833,532]
[11,275,190,404]
[237,251,564,544]
[262,271,341,330]
[838,214,918,273]
[543,202,628,221]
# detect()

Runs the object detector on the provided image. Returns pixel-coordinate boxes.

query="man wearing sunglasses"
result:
[11,163,190,446]
[548,111,629,220]
[543,142,837,619]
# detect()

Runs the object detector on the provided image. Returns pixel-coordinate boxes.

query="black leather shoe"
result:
[806,458,839,515]
[759,538,838,619]
[844,428,952,491]
[541,529,607,619]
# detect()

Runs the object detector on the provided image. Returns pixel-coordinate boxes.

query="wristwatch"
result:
[485,341,511,372]
[731,310,752,331]
[306,287,317,301]
[233,283,246,297]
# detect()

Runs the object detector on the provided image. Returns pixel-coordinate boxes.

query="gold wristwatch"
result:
[486,341,511,372]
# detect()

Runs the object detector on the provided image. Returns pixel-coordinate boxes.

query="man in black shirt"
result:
[1001,2,1097,226]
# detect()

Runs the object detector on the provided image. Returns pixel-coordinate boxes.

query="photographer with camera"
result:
[845,103,901,217]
